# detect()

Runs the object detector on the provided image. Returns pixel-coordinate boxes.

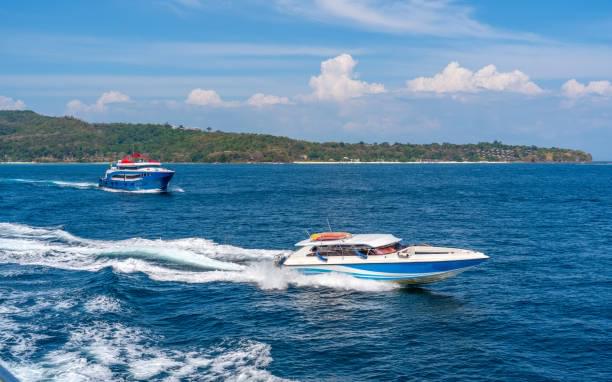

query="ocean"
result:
[0,163,610,381]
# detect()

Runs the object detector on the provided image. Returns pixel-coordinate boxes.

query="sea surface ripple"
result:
[0,163,610,381]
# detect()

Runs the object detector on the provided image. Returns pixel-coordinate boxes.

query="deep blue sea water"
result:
[0,163,610,381]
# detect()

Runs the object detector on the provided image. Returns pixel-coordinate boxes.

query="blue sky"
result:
[1,0,612,159]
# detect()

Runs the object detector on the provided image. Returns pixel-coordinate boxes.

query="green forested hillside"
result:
[0,110,592,163]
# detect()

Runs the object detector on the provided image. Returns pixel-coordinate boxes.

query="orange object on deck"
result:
[310,232,352,241]
[373,246,396,255]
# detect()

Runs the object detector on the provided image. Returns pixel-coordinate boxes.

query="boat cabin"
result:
[296,233,404,258]
[113,152,162,170]
[115,163,161,170]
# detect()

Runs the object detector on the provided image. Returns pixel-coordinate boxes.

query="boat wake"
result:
[2,178,185,193]
[0,287,287,381]
[0,223,396,292]
[2,178,98,190]
[99,186,165,194]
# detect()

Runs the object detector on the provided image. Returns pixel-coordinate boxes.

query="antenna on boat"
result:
[326,218,333,232]
[305,229,311,237]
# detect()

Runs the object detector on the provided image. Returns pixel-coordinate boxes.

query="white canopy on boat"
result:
[115,162,161,167]
[295,234,401,248]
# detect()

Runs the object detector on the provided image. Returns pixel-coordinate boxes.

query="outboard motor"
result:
[273,254,287,267]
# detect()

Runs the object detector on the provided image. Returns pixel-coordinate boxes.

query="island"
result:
[0,110,592,163]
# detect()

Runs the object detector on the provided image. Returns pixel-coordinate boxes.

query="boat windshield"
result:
[117,164,161,170]
[309,242,404,257]
[136,164,161,168]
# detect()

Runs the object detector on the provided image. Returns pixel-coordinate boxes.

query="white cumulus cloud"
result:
[247,93,292,107]
[97,90,130,105]
[562,79,612,98]
[407,62,543,95]
[0,95,26,110]
[309,54,385,101]
[66,90,130,114]
[185,88,228,107]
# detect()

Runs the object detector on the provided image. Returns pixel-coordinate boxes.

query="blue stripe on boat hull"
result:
[346,259,485,273]
[287,258,486,284]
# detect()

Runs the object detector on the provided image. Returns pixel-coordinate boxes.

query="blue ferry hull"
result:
[99,171,174,192]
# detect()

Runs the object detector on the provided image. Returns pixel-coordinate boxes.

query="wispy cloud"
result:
[1,34,367,70]
[276,0,537,40]
[170,0,202,8]
[159,0,204,16]
[247,93,292,107]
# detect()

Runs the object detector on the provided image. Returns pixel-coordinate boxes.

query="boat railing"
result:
[397,247,414,258]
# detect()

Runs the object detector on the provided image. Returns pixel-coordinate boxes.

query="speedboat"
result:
[98,153,174,192]
[275,232,488,284]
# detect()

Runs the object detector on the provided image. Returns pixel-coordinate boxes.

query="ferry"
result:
[98,153,174,192]
[275,232,488,284]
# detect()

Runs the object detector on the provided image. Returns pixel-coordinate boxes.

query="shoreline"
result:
[0,161,599,165]
[292,160,513,164]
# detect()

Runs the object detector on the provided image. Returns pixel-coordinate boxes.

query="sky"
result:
[1,0,612,159]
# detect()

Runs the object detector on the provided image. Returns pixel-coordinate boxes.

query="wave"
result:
[0,223,396,292]
[1,300,287,381]
[52,180,99,189]
[0,288,288,381]
[143,261,396,292]
[84,295,122,314]
[2,178,98,190]
[0,222,257,272]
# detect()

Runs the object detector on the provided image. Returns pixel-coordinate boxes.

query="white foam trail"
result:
[84,296,121,314]
[99,187,164,194]
[0,223,397,292]
[2,177,185,193]
[3,315,288,381]
[100,185,185,194]
[147,262,398,292]
[0,223,264,272]
[0,281,288,380]
[0,290,70,363]
[52,180,98,189]
[2,178,98,190]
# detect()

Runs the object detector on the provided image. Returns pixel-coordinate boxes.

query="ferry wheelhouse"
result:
[276,232,488,284]
[98,153,174,192]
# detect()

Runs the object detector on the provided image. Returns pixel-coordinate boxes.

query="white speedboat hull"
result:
[284,259,485,284]
[280,243,488,284]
